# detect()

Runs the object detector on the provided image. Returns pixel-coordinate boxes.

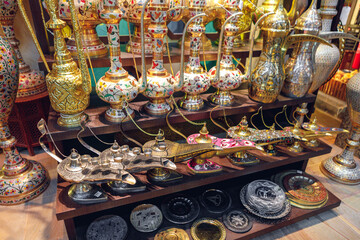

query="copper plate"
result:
[191,218,226,240]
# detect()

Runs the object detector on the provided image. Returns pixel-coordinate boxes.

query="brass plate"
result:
[191,218,226,240]
[155,228,190,240]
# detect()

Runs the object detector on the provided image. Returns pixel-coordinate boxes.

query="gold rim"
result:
[191,218,226,240]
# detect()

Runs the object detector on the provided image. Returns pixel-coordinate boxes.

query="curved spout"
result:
[69,0,91,94]
[179,13,207,91]
[215,12,243,84]
[140,0,152,88]
[17,0,50,73]
[247,12,275,80]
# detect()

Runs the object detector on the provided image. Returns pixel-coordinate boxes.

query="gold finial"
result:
[195,124,213,144]
[235,116,252,137]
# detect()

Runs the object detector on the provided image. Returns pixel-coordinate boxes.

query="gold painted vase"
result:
[0,0,47,98]
[208,0,244,106]
[0,34,49,205]
[248,0,330,103]
[44,0,91,127]
[174,3,210,111]
[96,0,146,122]
[55,0,108,58]
[140,0,183,116]
[321,72,360,185]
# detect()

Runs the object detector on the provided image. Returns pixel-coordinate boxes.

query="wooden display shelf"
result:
[38,42,263,71]
[47,90,316,141]
[56,140,332,240]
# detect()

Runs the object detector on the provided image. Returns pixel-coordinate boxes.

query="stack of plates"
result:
[272,170,328,209]
[240,180,291,219]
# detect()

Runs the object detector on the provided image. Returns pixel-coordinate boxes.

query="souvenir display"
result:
[240,180,291,219]
[190,218,226,240]
[55,0,108,58]
[154,228,190,240]
[130,204,163,232]
[187,124,262,173]
[321,72,360,185]
[161,195,200,224]
[142,130,221,183]
[0,0,48,98]
[287,0,308,26]
[0,3,50,206]
[40,0,91,128]
[175,12,210,111]
[96,0,146,122]
[272,170,328,209]
[86,215,128,240]
[139,0,183,116]
[233,0,257,48]
[222,209,253,233]
[199,189,232,213]
[249,0,331,103]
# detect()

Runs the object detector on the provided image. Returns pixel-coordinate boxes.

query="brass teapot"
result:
[248,0,331,103]
[96,0,146,122]
[42,0,92,128]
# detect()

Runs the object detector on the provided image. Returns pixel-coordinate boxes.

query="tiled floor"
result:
[1,141,360,240]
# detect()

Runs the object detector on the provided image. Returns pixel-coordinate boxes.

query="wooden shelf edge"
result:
[55,141,331,220]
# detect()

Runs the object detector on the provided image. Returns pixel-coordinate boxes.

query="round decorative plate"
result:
[223,209,253,233]
[161,195,200,224]
[283,173,328,204]
[130,204,163,232]
[155,228,190,240]
[240,184,291,220]
[191,218,226,240]
[245,180,286,214]
[86,215,128,240]
[199,189,232,213]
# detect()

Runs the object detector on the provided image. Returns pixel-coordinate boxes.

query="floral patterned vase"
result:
[0,0,47,98]
[0,35,49,205]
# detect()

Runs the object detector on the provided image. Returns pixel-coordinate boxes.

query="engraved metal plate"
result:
[222,209,253,233]
[191,218,226,240]
[154,228,190,240]
[86,215,127,240]
[199,189,232,213]
[161,195,200,224]
[130,204,163,232]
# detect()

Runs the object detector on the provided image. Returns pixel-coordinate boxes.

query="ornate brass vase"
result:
[56,0,108,58]
[248,0,330,103]
[0,0,47,98]
[43,0,91,127]
[96,0,146,122]
[208,1,244,106]
[0,34,49,205]
[321,72,360,185]
[233,0,257,47]
[282,0,321,98]
[175,11,210,111]
[140,0,183,116]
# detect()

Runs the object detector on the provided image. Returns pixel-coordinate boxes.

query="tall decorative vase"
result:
[320,72,360,184]
[0,34,49,205]
[0,0,47,98]
[56,0,108,58]
[96,0,146,122]
[175,1,210,111]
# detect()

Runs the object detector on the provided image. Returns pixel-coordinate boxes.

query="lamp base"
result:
[227,152,260,166]
[208,90,235,106]
[68,183,108,204]
[187,159,222,174]
[105,105,135,123]
[178,94,204,111]
[106,180,146,194]
[0,160,49,205]
[144,99,172,116]
[320,157,360,185]
[288,141,303,153]
[305,139,320,148]
[58,112,88,128]
[147,168,183,186]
